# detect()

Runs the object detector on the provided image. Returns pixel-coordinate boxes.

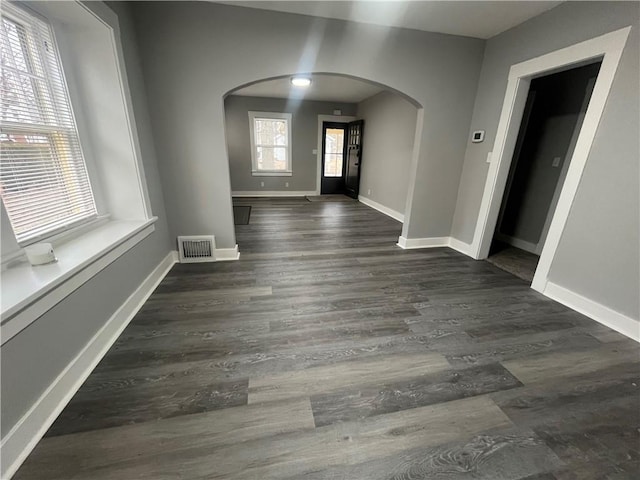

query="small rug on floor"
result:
[306,195,355,202]
[233,205,251,225]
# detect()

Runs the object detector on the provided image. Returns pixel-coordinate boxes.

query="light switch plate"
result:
[552,156,562,167]
[312,149,318,155]
[486,151,492,164]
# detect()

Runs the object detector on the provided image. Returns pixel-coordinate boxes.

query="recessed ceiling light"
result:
[291,77,311,87]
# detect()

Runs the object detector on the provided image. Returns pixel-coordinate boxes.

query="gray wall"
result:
[451,1,639,319]
[1,1,172,436]
[357,91,417,215]
[130,1,484,247]
[224,95,357,192]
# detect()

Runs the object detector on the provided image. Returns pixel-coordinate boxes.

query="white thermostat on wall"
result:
[471,130,485,143]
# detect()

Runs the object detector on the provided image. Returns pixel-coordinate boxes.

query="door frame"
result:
[470,26,630,293]
[315,115,356,195]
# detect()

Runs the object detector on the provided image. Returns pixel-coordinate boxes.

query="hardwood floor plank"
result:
[248,352,450,404]
[501,341,639,384]
[441,331,603,367]
[311,363,522,427]
[15,398,315,480]
[45,377,249,437]
[282,427,562,480]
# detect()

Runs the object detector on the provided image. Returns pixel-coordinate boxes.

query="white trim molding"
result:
[358,195,404,223]
[232,191,316,197]
[1,219,157,345]
[171,245,240,262]
[397,236,449,249]
[447,237,475,256]
[469,27,631,295]
[544,281,640,343]
[397,236,474,254]
[0,251,177,480]
[216,245,240,261]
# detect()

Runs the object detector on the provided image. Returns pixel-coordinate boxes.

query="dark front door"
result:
[344,120,364,199]
[320,122,348,194]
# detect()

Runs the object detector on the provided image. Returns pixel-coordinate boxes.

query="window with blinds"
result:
[0,2,96,245]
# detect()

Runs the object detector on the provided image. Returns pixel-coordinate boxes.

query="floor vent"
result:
[177,235,216,263]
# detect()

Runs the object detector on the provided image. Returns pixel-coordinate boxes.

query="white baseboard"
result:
[358,196,404,223]
[170,245,240,263]
[396,235,474,254]
[397,236,449,249]
[216,245,240,261]
[447,237,475,256]
[232,191,316,197]
[0,251,177,480]
[544,281,639,343]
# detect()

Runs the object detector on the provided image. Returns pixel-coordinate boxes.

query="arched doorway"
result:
[222,73,422,249]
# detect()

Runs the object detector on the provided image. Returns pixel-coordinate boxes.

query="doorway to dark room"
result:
[487,61,601,282]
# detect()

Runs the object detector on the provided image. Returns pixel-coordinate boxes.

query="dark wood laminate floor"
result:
[15,197,640,479]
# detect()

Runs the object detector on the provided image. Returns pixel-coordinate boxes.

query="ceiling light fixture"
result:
[291,76,312,87]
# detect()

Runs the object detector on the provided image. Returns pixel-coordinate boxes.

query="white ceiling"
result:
[216,1,563,39]
[231,75,385,103]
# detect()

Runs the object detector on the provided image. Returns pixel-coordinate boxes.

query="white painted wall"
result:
[357,91,417,216]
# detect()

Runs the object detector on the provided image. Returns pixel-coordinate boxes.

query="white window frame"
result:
[0,2,99,246]
[248,111,292,177]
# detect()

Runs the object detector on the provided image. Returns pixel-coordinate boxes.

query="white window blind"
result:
[0,2,96,245]
[248,111,292,176]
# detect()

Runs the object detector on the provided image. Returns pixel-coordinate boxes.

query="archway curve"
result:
[223,72,424,110]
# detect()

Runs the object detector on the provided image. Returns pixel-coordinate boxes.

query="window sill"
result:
[0,218,157,344]
[251,172,293,177]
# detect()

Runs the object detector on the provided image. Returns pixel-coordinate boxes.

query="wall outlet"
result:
[285,182,289,187]
[367,189,371,195]
[260,181,264,187]
[552,156,562,167]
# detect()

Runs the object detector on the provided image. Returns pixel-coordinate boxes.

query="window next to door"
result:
[248,111,292,176]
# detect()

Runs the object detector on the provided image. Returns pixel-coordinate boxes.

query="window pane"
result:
[324,153,343,177]
[323,128,344,177]
[0,18,47,125]
[255,119,287,146]
[325,128,344,154]
[256,147,288,171]
[0,4,97,244]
